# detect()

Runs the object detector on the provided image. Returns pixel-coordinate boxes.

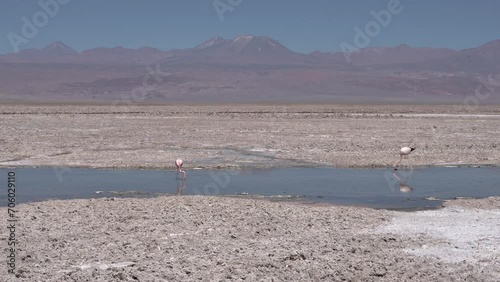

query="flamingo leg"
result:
[393,154,403,170]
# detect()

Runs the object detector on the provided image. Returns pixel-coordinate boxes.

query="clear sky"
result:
[1,0,499,54]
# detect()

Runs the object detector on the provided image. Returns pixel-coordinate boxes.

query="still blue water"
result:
[1,166,499,209]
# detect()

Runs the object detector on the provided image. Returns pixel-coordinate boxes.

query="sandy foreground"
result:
[0,104,499,169]
[1,104,499,281]
[1,196,499,281]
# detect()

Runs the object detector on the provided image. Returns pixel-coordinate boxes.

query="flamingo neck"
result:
[178,168,186,179]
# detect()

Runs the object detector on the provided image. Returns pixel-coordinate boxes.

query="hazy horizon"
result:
[1,0,499,54]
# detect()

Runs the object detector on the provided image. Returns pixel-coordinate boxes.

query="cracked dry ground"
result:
[3,196,499,281]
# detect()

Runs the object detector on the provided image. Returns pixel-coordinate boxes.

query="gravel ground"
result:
[0,104,499,170]
[1,196,499,281]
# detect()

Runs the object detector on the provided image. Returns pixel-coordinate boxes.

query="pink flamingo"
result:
[175,158,186,179]
[394,147,415,170]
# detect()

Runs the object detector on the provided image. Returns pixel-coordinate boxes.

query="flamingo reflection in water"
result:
[392,166,414,193]
[176,178,186,195]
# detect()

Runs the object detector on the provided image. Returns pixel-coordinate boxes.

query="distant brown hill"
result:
[0,36,499,103]
[415,40,500,73]
[312,44,456,66]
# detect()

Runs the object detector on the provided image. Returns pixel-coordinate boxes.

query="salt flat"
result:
[1,104,499,169]
[1,196,498,281]
[2,103,499,281]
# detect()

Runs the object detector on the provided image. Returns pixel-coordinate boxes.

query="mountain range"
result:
[1,35,499,103]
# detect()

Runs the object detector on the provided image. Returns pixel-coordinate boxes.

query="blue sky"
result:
[1,0,499,54]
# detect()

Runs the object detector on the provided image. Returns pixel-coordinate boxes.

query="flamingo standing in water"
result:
[394,147,415,170]
[175,158,186,180]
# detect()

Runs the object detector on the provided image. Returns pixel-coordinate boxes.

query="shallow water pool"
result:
[1,166,499,210]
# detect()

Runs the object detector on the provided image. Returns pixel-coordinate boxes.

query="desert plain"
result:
[1,103,499,169]
[1,103,499,281]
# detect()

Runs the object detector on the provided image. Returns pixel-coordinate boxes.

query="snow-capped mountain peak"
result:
[232,35,254,44]
[42,41,78,55]
[190,35,295,59]
[195,36,226,50]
